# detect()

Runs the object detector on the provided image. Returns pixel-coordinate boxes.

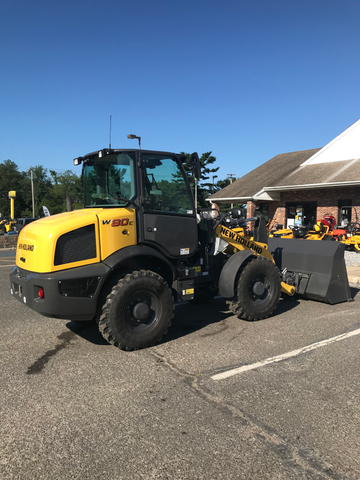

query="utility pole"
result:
[227,174,235,208]
[227,173,235,184]
[30,168,35,217]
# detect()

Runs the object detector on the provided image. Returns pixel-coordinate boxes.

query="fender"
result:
[103,244,175,280]
[219,250,255,298]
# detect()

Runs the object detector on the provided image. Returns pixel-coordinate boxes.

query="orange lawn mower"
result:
[269,214,336,241]
[333,207,360,251]
[269,224,308,239]
[303,214,338,241]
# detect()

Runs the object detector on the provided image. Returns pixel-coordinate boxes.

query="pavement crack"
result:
[199,319,229,337]
[228,325,249,343]
[150,350,350,480]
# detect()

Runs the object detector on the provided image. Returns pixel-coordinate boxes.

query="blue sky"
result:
[1,0,359,181]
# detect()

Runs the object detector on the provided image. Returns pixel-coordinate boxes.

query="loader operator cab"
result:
[78,149,200,259]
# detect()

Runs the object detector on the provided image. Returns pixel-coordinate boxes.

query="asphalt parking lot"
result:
[1,250,360,479]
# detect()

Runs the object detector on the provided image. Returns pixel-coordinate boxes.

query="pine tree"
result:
[180,151,219,208]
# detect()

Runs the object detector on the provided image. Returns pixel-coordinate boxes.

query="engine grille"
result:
[54,225,96,266]
[58,277,100,297]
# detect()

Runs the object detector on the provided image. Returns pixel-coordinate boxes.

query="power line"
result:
[227,173,235,184]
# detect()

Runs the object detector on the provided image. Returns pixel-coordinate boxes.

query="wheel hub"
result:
[133,302,150,321]
[252,281,266,297]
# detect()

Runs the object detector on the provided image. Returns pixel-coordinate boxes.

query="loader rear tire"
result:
[228,257,281,321]
[98,270,174,351]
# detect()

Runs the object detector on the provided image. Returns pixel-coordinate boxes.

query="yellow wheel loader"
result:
[0,218,16,234]
[10,148,351,351]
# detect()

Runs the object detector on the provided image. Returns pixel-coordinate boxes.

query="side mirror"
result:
[191,152,201,180]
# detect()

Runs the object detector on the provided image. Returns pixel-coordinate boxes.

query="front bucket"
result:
[268,238,351,304]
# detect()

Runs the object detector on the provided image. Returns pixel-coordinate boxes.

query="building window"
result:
[338,199,352,226]
[285,202,317,228]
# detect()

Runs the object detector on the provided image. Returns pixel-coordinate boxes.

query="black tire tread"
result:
[98,270,174,351]
[227,256,281,321]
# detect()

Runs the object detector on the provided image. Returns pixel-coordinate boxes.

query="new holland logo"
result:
[18,243,34,251]
[219,226,263,255]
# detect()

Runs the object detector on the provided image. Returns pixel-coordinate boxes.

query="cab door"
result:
[139,152,198,259]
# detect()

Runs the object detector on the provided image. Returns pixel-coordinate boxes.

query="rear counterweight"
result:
[10,263,110,320]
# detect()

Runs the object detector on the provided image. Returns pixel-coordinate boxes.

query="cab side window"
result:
[142,155,193,215]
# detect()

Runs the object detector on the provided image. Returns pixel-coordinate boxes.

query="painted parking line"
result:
[212,327,360,381]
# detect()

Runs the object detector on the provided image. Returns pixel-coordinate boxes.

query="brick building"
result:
[208,120,360,230]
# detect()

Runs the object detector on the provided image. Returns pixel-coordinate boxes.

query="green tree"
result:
[180,151,219,208]
[19,166,53,217]
[214,177,235,213]
[0,160,26,218]
[0,159,84,218]
[212,177,247,214]
[41,170,83,215]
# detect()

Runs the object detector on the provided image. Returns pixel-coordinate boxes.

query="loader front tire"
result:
[228,257,281,321]
[98,270,174,351]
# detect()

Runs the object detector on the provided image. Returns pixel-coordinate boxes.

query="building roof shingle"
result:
[209,120,360,203]
[209,148,320,200]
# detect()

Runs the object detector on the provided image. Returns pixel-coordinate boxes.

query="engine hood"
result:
[16,209,102,273]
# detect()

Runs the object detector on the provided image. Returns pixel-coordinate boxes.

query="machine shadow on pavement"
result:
[65,294,301,348]
[350,286,360,299]
[65,321,111,346]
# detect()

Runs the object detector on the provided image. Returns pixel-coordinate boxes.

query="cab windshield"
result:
[83,152,136,207]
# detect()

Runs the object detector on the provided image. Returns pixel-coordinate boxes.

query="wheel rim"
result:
[122,289,161,332]
[247,272,271,306]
